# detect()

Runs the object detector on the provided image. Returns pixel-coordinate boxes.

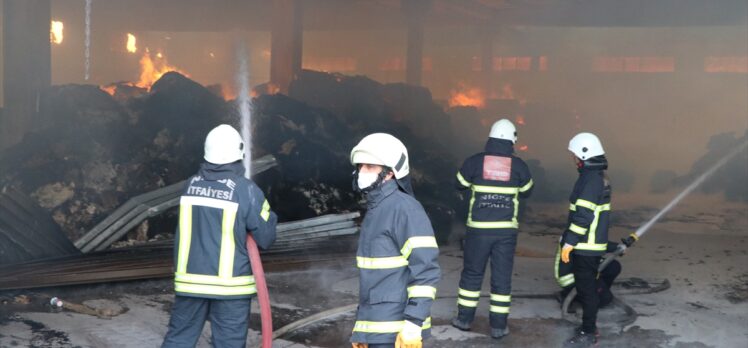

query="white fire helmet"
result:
[204,124,245,165]
[489,119,517,143]
[568,132,605,160]
[350,133,410,179]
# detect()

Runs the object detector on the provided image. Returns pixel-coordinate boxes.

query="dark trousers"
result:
[562,259,621,308]
[571,254,602,333]
[369,344,395,348]
[162,296,251,348]
[456,232,517,329]
[597,259,621,307]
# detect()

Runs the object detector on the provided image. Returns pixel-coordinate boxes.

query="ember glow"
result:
[100,85,117,96]
[50,21,64,44]
[448,83,485,108]
[496,83,515,100]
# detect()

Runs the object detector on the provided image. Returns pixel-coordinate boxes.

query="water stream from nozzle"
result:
[84,0,92,81]
[236,43,252,178]
[564,140,748,318]
[633,140,748,239]
[235,41,272,348]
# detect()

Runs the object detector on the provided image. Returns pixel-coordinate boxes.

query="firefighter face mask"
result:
[353,165,391,193]
[357,171,379,190]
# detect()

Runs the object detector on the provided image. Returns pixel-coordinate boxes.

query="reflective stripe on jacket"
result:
[174,162,277,300]
[352,180,441,345]
[456,138,533,232]
[562,167,611,256]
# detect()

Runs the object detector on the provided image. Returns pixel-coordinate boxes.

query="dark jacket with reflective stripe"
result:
[352,180,441,344]
[456,138,533,233]
[562,166,611,256]
[174,162,277,300]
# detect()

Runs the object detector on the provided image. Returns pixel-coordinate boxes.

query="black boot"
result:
[451,317,471,331]
[563,330,598,348]
[490,327,509,339]
[574,326,599,337]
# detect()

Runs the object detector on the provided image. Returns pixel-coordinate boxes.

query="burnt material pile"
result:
[0,73,231,241]
[0,70,458,244]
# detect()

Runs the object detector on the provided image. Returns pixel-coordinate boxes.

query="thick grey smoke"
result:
[682,131,748,202]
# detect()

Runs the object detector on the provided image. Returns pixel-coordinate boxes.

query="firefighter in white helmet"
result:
[561,132,612,348]
[162,124,277,348]
[451,119,533,339]
[349,133,441,348]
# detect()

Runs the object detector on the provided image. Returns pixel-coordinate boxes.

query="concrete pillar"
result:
[480,28,494,93]
[1,0,51,149]
[402,0,431,86]
[270,0,302,95]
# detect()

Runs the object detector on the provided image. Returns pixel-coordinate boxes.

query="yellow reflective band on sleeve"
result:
[490,305,510,314]
[175,273,255,286]
[174,282,257,296]
[519,179,534,192]
[569,223,588,235]
[407,285,437,299]
[574,199,598,211]
[569,203,576,212]
[176,203,193,274]
[472,185,520,194]
[400,236,439,259]
[457,298,479,307]
[356,256,408,269]
[466,220,519,229]
[218,206,238,279]
[490,294,511,302]
[456,172,471,187]
[260,200,271,221]
[458,288,481,298]
[422,317,432,330]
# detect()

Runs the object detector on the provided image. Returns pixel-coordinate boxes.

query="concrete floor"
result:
[1,193,746,347]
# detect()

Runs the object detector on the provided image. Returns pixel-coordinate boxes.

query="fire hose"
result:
[561,141,748,318]
[247,235,273,348]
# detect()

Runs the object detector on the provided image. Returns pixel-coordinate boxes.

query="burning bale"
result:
[0,72,230,241]
[1,70,460,244]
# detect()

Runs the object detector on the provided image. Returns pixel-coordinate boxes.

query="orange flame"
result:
[134,49,188,89]
[516,115,525,125]
[50,21,64,44]
[448,83,485,108]
[517,145,529,152]
[100,85,117,96]
[126,33,137,53]
[221,85,237,100]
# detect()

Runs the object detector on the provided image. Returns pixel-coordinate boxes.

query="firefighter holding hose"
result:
[162,124,277,348]
[349,133,441,348]
[560,132,612,348]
